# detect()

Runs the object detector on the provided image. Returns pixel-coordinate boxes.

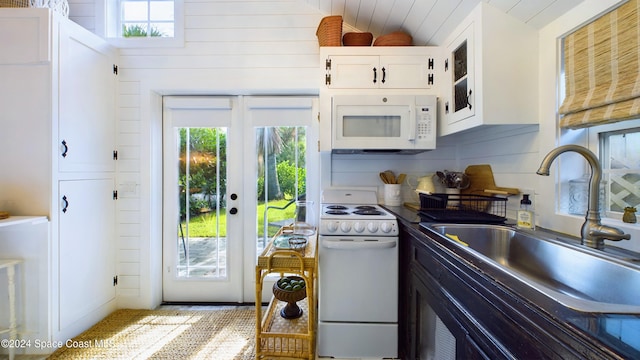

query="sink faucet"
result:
[537,145,631,250]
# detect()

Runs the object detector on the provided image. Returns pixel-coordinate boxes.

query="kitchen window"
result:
[590,122,640,220]
[97,0,184,47]
[120,0,174,38]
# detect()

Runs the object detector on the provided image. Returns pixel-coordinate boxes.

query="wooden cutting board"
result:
[461,165,519,196]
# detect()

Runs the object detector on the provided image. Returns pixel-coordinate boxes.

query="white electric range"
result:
[318,189,399,359]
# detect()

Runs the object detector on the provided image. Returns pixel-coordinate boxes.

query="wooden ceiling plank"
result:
[379,0,416,35]
[525,0,585,28]
[368,0,397,36]
[415,0,465,46]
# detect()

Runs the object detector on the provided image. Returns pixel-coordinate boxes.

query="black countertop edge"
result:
[382,204,640,359]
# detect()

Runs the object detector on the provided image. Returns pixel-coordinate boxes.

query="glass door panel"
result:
[256,126,308,252]
[177,127,227,279]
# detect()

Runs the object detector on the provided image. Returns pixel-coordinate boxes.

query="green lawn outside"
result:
[179,199,296,237]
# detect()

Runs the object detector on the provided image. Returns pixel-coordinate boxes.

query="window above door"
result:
[96,0,184,48]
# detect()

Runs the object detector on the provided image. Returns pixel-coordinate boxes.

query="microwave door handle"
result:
[408,107,416,142]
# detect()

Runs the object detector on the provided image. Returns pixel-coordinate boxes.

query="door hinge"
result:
[428,58,434,70]
[325,73,331,85]
[113,150,118,160]
[113,64,118,75]
[113,276,118,286]
[113,190,118,200]
[317,112,320,122]
[317,140,320,152]
[428,74,434,85]
[444,59,449,72]
[325,58,331,70]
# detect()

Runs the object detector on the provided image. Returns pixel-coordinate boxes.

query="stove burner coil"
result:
[326,205,348,210]
[352,209,383,216]
[326,210,349,215]
[355,205,377,210]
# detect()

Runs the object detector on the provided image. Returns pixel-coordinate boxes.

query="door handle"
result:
[322,239,396,250]
[62,195,69,213]
[372,67,377,84]
[229,207,238,215]
[61,140,68,158]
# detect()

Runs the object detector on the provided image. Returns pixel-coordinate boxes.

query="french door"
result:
[162,96,319,303]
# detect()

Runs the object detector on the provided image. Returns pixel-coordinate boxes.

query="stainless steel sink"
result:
[421,223,640,314]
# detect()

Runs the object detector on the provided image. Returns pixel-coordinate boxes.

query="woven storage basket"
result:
[0,0,69,16]
[316,15,343,46]
[343,32,373,46]
[373,31,413,46]
[0,0,29,7]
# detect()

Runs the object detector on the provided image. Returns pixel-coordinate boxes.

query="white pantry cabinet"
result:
[438,2,538,136]
[0,8,118,352]
[322,47,438,89]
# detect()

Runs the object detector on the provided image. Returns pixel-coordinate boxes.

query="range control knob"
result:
[340,221,352,232]
[326,221,339,233]
[381,222,394,233]
[367,222,379,233]
[353,222,365,233]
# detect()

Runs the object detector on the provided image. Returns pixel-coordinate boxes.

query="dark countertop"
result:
[383,204,640,359]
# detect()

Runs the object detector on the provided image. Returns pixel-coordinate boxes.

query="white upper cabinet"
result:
[58,22,117,173]
[322,47,438,90]
[439,2,539,136]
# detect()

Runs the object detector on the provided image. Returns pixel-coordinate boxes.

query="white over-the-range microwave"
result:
[332,94,437,154]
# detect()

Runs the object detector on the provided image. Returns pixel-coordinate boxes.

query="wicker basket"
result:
[343,32,373,46]
[0,0,69,16]
[0,0,29,7]
[373,31,413,46]
[316,15,343,46]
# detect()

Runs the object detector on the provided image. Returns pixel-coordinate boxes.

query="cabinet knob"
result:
[229,207,238,215]
[230,193,238,200]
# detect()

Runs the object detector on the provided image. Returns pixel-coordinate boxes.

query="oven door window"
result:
[343,115,401,137]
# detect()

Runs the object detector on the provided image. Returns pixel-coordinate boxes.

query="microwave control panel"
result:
[416,105,435,140]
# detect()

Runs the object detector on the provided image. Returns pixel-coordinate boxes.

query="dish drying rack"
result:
[419,193,507,224]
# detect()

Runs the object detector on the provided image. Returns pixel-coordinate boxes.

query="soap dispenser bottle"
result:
[516,194,535,229]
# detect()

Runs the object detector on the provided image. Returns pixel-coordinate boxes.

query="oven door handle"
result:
[322,239,397,250]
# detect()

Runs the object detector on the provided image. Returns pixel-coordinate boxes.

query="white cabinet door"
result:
[58,23,116,173]
[381,56,434,89]
[327,55,434,89]
[58,178,116,330]
[444,23,475,125]
[326,55,379,88]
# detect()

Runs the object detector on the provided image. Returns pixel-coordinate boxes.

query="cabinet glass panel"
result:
[453,40,468,81]
[454,79,469,112]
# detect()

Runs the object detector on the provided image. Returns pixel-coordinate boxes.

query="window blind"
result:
[559,0,640,129]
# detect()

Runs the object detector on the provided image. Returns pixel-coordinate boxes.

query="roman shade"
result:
[559,0,640,129]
